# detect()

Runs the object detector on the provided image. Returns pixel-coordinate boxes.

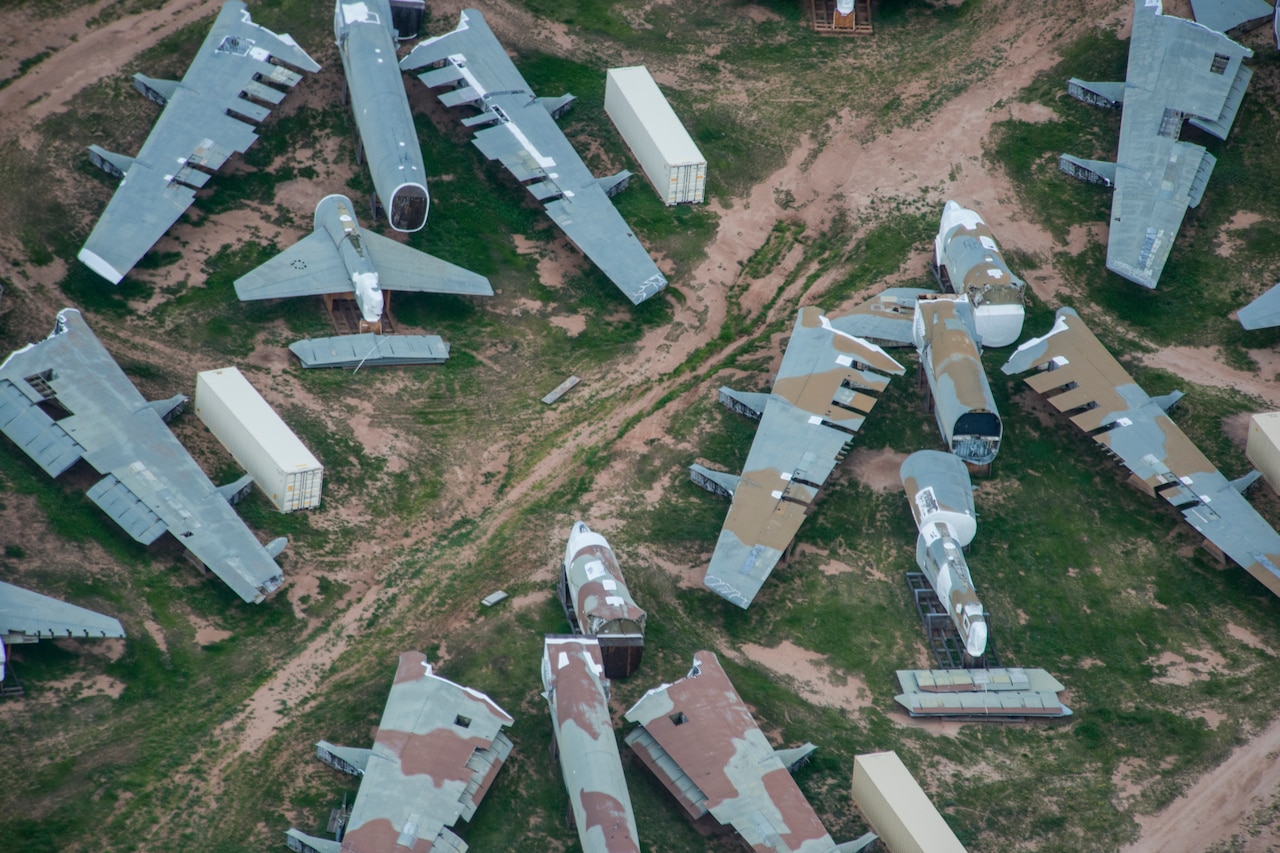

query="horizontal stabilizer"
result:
[690,464,740,498]
[597,170,632,198]
[1239,282,1280,330]
[1066,78,1124,109]
[265,537,288,558]
[774,742,817,771]
[289,334,449,369]
[1059,154,1117,187]
[833,832,880,853]
[132,73,179,106]
[145,392,187,423]
[718,387,769,419]
[1231,470,1262,494]
[1151,390,1184,413]
[537,93,575,119]
[217,474,254,505]
[86,145,136,180]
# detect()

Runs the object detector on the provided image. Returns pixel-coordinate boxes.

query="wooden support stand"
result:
[810,0,873,34]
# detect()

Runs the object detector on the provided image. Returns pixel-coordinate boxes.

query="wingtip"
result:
[77,249,125,285]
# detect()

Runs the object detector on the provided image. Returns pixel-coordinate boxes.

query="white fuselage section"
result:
[316,194,383,324]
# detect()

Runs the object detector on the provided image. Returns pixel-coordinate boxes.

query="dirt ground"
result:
[2,0,1279,849]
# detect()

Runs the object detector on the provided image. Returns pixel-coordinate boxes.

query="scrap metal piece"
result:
[401,9,667,305]
[900,450,988,658]
[1063,0,1253,289]
[78,1,319,284]
[541,635,641,853]
[894,668,1072,718]
[1003,308,1280,598]
[0,309,285,603]
[286,651,514,852]
[693,305,905,609]
[914,296,1002,467]
[559,522,645,678]
[624,651,864,852]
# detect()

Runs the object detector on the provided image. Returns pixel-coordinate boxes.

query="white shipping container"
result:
[851,752,967,853]
[1247,412,1280,497]
[194,367,323,512]
[605,66,706,206]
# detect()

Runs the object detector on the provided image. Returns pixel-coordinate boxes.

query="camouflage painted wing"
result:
[697,306,904,609]
[0,309,285,603]
[401,9,666,305]
[1003,308,1280,597]
[303,652,514,853]
[78,1,319,284]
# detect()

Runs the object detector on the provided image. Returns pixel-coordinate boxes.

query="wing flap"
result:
[0,379,86,476]
[86,472,169,545]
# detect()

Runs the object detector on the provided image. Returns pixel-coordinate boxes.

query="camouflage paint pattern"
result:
[287,651,514,852]
[1003,308,1280,598]
[900,450,987,657]
[696,306,905,608]
[933,201,1026,347]
[562,521,646,677]
[913,296,1002,467]
[623,652,841,853]
[540,636,641,853]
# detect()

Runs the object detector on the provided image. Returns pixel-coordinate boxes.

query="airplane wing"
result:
[1003,308,1280,598]
[699,306,904,608]
[0,309,285,604]
[78,1,319,284]
[233,231,347,301]
[0,580,125,642]
[1238,281,1280,331]
[288,651,514,853]
[828,287,935,347]
[401,9,667,305]
[361,230,494,296]
[1100,0,1253,288]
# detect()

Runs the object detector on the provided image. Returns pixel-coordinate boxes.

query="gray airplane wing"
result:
[361,230,494,296]
[233,231,347,301]
[697,306,904,608]
[1238,282,1280,330]
[287,651,514,853]
[78,1,319,284]
[401,9,667,305]
[829,287,935,347]
[0,310,285,604]
[1082,1,1253,288]
[1003,308,1280,598]
[0,580,125,642]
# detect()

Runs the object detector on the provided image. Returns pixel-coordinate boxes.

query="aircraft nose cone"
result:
[966,621,988,658]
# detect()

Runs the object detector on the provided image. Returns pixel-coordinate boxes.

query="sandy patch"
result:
[738,640,872,714]
[1226,622,1276,656]
[549,314,587,337]
[1141,347,1280,408]
[1147,648,1229,686]
[848,447,909,493]
[143,619,169,655]
[191,617,231,646]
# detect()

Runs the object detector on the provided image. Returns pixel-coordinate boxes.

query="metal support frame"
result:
[905,572,999,670]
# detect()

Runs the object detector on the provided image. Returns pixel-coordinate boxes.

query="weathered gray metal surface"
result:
[78,1,319,284]
[1238,281,1280,330]
[287,650,514,853]
[561,522,645,678]
[288,333,449,368]
[540,635,641,853]
[1064,0,1252,289]
[829,287,932,348]
[1004,308,1280,599]
[693,306,905,609]
[895,668,1072,718]
[914,297,1002,467]
[624,651,861,852]
[401,9,667,305]
[335,0,429,231]
[933,201,1025,347]
[900,450,987,658]
[0,309,286,603]
[1189,0,1274,35]
[0,579,126,683]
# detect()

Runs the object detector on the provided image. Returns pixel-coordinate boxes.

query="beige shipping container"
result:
[604,66,706,205]
[851,751,966,853]
[1247,412,1280,496]
[194,367,322,512]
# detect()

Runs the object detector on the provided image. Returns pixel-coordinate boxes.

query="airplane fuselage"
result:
[335,0,429,232]
[316,193,384,324]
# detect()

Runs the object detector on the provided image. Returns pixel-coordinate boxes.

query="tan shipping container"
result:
[851,751,966,853]
[1247,412,1280,497]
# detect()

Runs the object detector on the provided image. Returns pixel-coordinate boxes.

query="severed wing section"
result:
[0,580,125,643]
[693,306,905,608]
[401,9,667,305]
[288,651,514,853]
[1063,0,1252,289]
[0,309,285,604]
[1003,308,1280,598]
[78,1,319,285]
